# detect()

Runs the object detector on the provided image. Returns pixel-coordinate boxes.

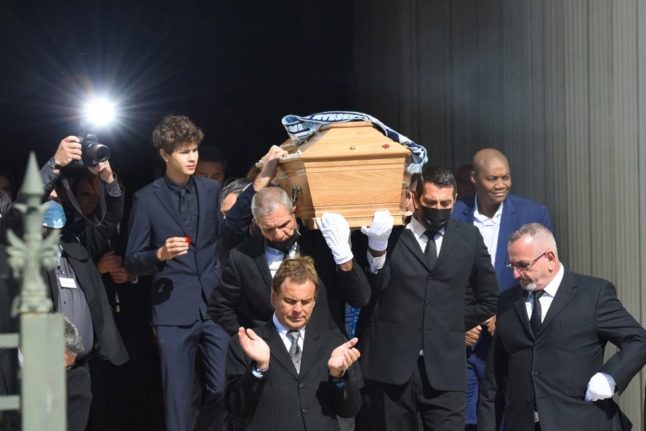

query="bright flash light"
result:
[83,97,116,128]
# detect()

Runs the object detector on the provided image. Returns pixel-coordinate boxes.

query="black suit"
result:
[479,271,646,431]
[208,228,371,336]
[225,322,362,430]
[360,219,498,429]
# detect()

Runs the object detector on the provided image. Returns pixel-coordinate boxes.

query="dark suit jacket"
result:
[225,322,362,430]
[208,228,371,336]
[48,238,129,366]
[479,271,646,431]
[125,176,223,326]
[452,194,553,291]
[360,219,499,390]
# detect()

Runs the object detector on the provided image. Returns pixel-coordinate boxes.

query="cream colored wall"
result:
[353,0,646,426]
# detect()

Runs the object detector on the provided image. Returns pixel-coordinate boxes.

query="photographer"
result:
[39,136,128,431]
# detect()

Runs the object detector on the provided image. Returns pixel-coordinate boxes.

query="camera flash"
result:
[83,97,116,128]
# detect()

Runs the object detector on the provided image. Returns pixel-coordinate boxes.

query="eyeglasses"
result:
[505,252,546,271]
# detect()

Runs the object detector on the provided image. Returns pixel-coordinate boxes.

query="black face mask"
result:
[420,206,452,233]
[267,230,300,254]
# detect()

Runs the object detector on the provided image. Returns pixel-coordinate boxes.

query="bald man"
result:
[452,148,553,430]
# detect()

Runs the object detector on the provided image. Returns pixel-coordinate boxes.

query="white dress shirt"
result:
[473,198,503,267]
[265,242,299,277]
[524,264,565,323]
[367,216,445,273]
[272,314,305,353]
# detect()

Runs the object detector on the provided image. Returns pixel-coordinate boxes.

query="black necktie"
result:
[424,230,437,267]
[530,291,544,335]
[287,330,302,373]
[178,188,193,234]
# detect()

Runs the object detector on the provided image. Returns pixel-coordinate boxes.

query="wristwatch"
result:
[47,157,61,170]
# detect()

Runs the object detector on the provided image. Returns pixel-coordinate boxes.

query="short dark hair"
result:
[152,114,204,154]
[271,256,319,295]
[416,165,457,196]
[199,145,227,168]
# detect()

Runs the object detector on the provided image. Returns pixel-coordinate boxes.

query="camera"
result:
[79,133,110,166]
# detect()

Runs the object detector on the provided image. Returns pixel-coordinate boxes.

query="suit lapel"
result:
[398,229,433,272]
[511,289,535,340]
[194,177,207,247]
[299,327,323,379]
[495,197,515,275]
[60,241,97,307]
[151,178,188,235]
[250,236,272,287]
[460,200,475,224]
[540,271,577,333]
[262,323,299,379]
[434,220,459,268]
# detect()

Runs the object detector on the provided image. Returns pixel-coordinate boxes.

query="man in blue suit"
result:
[125,115,230,431]
[451,148,553,430]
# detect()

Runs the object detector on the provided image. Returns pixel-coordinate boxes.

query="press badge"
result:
[59,276,78,289]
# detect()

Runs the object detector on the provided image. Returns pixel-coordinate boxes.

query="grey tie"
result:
[287,330,302,373]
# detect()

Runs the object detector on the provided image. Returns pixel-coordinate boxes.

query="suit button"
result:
[532,371,538,376]
[301,408,308,414]
[299,384,304,389]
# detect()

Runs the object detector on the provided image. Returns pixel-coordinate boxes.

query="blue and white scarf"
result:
[281,111,428,174]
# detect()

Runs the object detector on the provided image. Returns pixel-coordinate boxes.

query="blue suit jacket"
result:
[452,194,553,292]
[125,176,223,326]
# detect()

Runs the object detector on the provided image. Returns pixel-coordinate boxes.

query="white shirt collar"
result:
[473,197,504,223]
[407,215,445,240]
[541,263,565,298]
[272,314,305,338]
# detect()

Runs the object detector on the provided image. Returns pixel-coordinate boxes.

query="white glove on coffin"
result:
[318,212,353,265]
[360,210,394,252]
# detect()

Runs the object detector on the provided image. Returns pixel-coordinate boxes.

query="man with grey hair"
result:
[63,317,85,368]
[208,185,371,337]
[479,223,646,431]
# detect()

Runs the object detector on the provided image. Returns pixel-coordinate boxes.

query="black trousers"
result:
[360,357,465,431]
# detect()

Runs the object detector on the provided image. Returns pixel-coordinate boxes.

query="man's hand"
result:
[156,237,190,261]
[328,337,360,378]
[53,136,83,168]
[253,145,289,191]
[465,325,482,347]
[88,160,115,184]
[97,251,123,274]
[109,267,134,284]
[584,372,616,402]
[360,210,393,253]
[238,327,270,370]
[484,315,496,336]
[318,212,353,266]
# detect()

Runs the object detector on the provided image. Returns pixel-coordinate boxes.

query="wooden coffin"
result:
[271,121,412,229]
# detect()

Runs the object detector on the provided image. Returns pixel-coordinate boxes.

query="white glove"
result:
[584,372,616,402]
[318,212,353,265]
[360,210,394,252]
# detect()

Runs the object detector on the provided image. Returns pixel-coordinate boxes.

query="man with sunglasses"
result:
[479,223,646,431]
